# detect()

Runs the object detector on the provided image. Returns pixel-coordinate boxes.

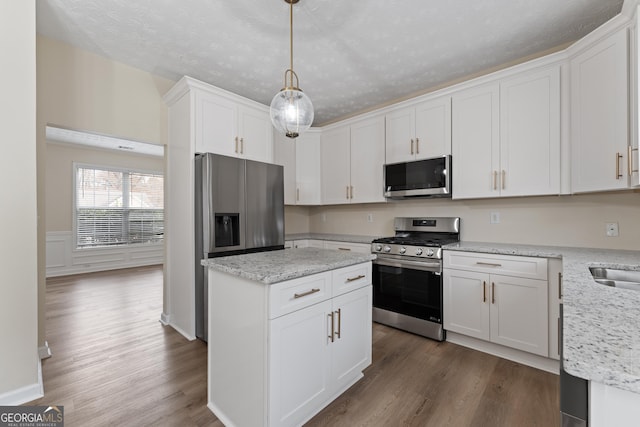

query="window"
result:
[75,164,164,248]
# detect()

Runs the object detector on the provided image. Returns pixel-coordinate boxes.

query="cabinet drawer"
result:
[332,262,371,296]
[443,251,547,280]
[324,241,371,253]
[269,272,331,319]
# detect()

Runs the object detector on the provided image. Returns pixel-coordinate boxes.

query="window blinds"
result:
[75,166,164,248]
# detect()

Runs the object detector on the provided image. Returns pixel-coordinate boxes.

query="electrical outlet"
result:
[367,213,373,222]
[606,222,619,237]
[490,212,500,224]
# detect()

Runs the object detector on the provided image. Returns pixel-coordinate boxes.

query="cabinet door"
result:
[274,131,297,205]
[330,286,372,394]
[415,97,452,158]
[490,274,548,356]
[451,83,500,199]
[194,90,237,156]
[350,116,386,203]
[321,125,351,205]
[269,299,332,427]
[385,106,416,164]
[500,67,560,197]
[295,132,322,205]
[238,104,274,163]
[571,28,629,193]
[443,269,490,341]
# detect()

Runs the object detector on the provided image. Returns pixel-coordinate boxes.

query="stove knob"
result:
[375,245,383,252]
[399,247,406,254]
[426,248,435,257]
[415,248,423,256]
[383,245,391,253]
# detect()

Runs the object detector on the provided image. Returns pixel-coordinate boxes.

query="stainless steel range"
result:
[371,217,460,341]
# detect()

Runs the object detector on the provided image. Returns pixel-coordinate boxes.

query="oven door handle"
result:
[373,257,441,273]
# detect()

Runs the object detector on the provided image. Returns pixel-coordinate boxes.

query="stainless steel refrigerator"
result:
[194,153,284,341]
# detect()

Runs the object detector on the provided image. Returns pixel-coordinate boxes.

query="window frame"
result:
[72,162,164,251]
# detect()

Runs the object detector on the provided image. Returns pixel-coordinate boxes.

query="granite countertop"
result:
[202,247,376,285]
[445,241,640,394]
[285,233,379,244]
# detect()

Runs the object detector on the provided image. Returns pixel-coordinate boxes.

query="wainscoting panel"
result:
[46,231,164,277]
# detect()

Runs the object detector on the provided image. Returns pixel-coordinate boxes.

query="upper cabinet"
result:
[452,66,560,199]
[188,80,273,163]
[571,28,630,193]
[321,116,386,205]
[385,97,452,164]
[274,129,323,205]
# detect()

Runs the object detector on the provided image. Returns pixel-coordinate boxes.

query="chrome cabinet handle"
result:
[616,152,623,179]
[350,186,354,199]
[328,312,335,342]
[476,262,502,267]
[491,282,495,304]
[493,171,498,190]
[234,137,239,153]
[338,247,352,252]
[416,137,420,154]
[502,170,506,190]
[240,137,244,154]
[346,274,365,282]
[335,309,341,339]
[294,288,320,299]
[410,139,414,155]
[483,281,486,302]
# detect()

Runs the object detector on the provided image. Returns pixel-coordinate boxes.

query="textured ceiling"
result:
[36,0,624,125]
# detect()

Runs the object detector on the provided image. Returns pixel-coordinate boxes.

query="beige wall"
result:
[299,192,640,250]
[36,36,175,349]
[46,143,164,232]
[0,0,39,401]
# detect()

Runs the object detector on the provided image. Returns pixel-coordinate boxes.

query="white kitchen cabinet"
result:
[571,27,630,193]
[295,131,322,205]
[321,125,351,204]
[207,262,372,427]
[274,131,297,205]
[548,258,562,361]
[451,83,500,199]
[443,251,549,357]
[321,116,385,205]
[194,84,273,162]
[385,96,452,164]
[323,241,371,254]
[452,66,560,199]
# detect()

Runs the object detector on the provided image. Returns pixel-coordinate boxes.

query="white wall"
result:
[302,192,640,250]
[0,0,41,404]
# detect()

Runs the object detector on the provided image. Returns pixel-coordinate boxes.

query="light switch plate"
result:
[490,212,500,224]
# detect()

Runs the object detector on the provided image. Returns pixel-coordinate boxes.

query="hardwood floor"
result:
[30,266,558,426]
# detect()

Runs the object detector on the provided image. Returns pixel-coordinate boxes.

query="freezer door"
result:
[202,153,246,254]
[245,159,284,249]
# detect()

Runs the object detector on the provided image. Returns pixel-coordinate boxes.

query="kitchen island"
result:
[202,248,375,427]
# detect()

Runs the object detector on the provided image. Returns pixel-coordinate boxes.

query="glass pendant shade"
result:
[270,87,314,139]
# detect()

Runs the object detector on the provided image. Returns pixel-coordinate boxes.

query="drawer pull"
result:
[483,281,486,302]
[294,288,320,299]
[335,308,341,339]
[491,282,495,304]
[338,247,352,251]
[346,274,365,282]
[476,262,502,267]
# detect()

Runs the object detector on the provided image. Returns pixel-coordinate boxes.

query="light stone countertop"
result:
[202,247,376,285]
[445,241,640,394]
[285,233,379,244]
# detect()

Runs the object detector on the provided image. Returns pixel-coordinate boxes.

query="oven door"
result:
[372,256,443,323]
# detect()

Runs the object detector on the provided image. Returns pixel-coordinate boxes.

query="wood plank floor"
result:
[30,266,559,426]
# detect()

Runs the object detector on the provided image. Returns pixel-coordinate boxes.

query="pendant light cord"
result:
[289,0,294,88]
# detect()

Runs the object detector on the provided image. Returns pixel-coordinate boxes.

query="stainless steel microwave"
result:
[384,155,451,199]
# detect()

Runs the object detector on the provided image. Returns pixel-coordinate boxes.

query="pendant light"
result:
[270,0,314,139]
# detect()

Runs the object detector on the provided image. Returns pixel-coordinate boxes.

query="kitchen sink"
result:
[589,267,640,291]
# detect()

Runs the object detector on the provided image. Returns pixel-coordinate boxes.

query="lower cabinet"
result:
[269,285,372,426]
[443,251,549,357]
[207,262,372,427]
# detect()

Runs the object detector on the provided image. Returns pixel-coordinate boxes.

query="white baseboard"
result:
[38,341,52,360]
[0,359,44,405]
[166,322,196,341]
[446,331,559,374]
